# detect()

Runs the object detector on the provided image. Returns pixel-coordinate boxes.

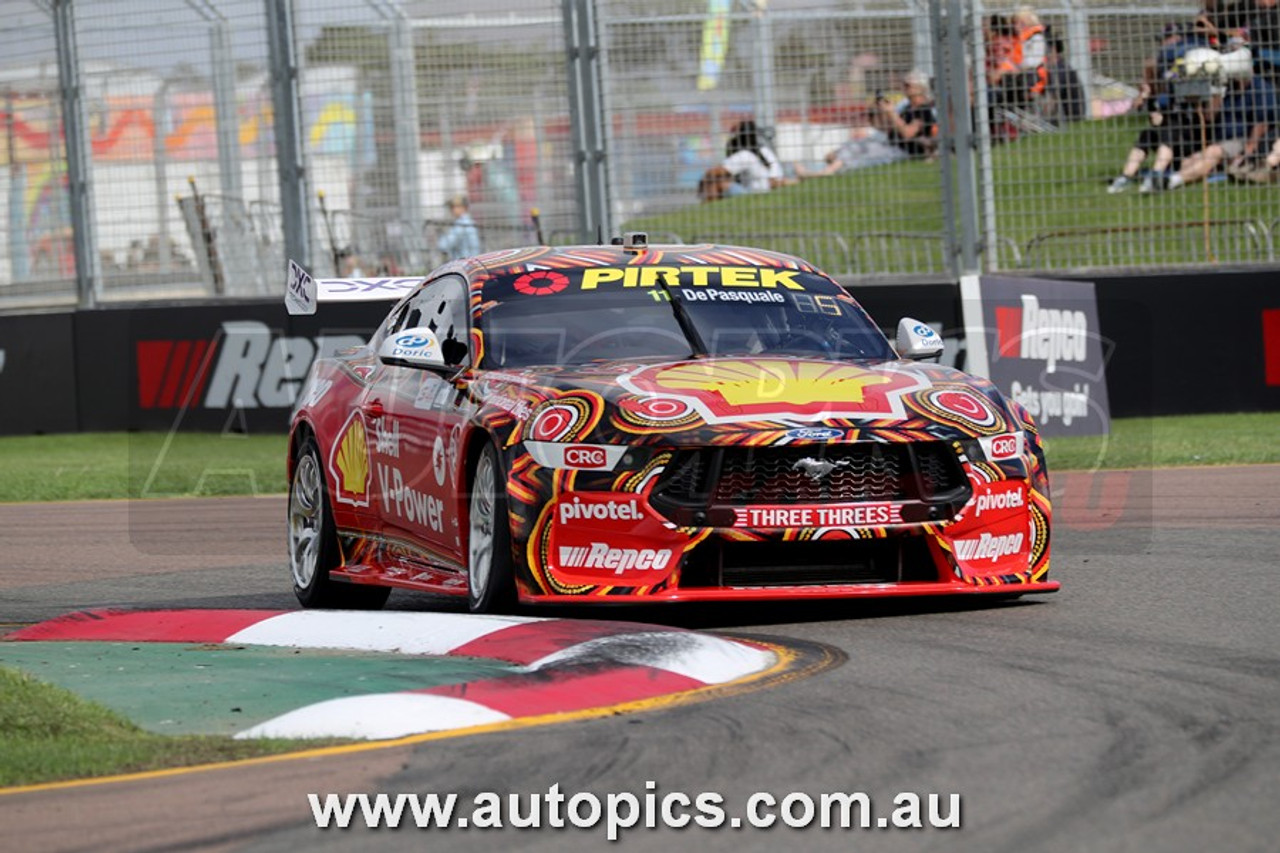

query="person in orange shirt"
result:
[991,6,1048,105]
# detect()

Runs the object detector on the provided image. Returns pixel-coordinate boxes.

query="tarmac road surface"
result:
[2,465,1278,852]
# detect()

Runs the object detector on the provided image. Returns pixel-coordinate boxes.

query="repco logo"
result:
[137,321,363,410]
[953,531,1024,562]
[996,294,1088,374]
[557,543,673,574]
[564,446,608,469]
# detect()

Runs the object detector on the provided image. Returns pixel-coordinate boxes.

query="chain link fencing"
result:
[1,0,1274,309]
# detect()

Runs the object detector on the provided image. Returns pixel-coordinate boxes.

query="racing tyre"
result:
[467,443,517,613]
[289,436,390,610]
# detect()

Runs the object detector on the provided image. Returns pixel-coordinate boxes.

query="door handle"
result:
[362,399,385,420]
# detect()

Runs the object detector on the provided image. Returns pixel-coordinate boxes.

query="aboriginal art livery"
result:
[286,241,1057,612]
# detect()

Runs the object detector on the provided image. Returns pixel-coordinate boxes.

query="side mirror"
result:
[379,327,447,369]
[896,317,944,361]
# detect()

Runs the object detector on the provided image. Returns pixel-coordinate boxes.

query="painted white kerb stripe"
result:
[236,694,511,740]
[526,632,776,685]
[227,610,545,655]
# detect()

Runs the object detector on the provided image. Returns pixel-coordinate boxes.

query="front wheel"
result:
[467,443,516,613]
[288,436,390,610]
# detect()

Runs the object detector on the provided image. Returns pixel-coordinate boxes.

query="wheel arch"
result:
[287,418,317,480]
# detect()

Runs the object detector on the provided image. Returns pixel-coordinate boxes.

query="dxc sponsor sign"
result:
[960,275,1111,437]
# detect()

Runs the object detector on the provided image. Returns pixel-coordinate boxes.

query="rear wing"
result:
[286,259,424,316]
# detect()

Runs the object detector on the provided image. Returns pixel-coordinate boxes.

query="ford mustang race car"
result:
[285,236,1056,611]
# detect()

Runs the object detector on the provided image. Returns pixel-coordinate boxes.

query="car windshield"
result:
[477,265,894,368]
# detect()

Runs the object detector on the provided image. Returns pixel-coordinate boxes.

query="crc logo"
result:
[564,445,608,469]
[988,435,1019,459]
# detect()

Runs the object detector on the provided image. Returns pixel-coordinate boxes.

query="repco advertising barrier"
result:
[2,271,1278,436]
[960,275,1112,438]
[83,301,389,434]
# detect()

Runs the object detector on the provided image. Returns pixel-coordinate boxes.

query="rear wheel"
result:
[467,443,516,613]
[289,436,390,610]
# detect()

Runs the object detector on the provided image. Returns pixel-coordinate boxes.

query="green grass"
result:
[0,666,324,788]
[1043,412,1280,471]
[628,116,1280,273]
[0,414,1275,504]
[0,432,288,503]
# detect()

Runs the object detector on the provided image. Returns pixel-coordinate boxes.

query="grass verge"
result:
[0,432,288,503]
[0,666,324,789]
[0,412,1275,504]
[1042,411,1280,471]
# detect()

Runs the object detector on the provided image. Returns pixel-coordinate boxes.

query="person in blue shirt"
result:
[1167,72,1278,189]
[437,195,481,261]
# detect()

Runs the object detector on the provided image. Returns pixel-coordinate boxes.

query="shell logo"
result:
[330,412,371,507]
[619,359,929,423]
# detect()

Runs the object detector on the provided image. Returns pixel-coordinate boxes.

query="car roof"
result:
[464,243,825,276]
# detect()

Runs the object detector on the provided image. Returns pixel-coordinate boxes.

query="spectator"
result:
[873,70,939,159]
[697,166,734,202]
[794,127,908,178]
[336,246,364,277]
[1109,23,1214,193]
[437,195,481,261]
[722,119,794,193]
[1166,72,1277,190]
[1043,35,1086,123]
[1248,0,1280,83]
[985,14,1020,91]
[990,6,1049,108]
[1111,94,1203,193]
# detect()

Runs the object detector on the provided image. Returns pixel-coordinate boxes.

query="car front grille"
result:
[654,441,966,507]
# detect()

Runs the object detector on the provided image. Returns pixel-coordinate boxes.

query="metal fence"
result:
[3,0,1276,309]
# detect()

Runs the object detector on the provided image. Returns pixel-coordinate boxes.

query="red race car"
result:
[285,236,1056,611]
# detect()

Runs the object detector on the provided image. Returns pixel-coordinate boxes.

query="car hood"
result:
[474,356,1019,445]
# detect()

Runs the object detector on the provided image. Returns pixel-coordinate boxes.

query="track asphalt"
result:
[1,465,1278,852]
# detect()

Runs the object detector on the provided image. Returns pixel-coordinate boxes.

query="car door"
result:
[366,274,472,568]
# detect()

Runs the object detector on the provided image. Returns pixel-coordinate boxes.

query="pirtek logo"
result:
[137,322,364,410]
[994,295,1089,374]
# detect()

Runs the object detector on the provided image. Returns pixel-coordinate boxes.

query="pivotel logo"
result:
[995,295,1088,374]
[137,322,364,410]
[974,485,1025,517]
[557,496,643,524]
